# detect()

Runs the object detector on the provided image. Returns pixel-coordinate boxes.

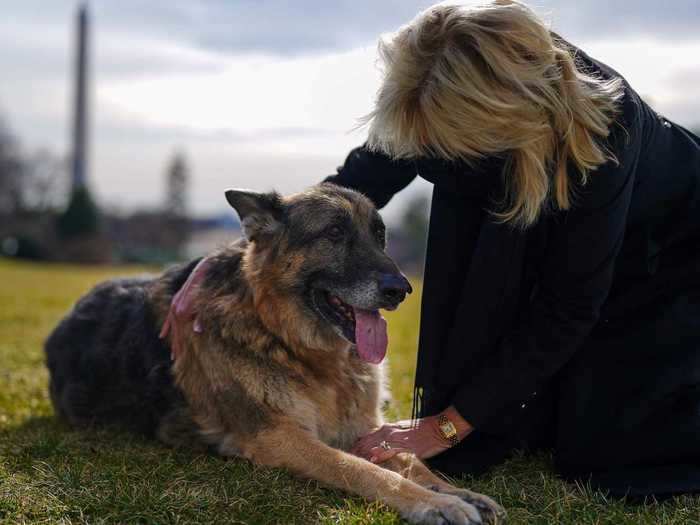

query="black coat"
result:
[325,45,700,496]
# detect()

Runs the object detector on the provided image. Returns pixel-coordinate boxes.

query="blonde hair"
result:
[364,0,624,228]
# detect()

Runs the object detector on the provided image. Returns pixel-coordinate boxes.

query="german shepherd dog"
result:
[45,183,503,524]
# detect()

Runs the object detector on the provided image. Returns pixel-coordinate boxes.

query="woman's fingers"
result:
[350,431,378,454]
[355,437,386,460]
[350,441,372,458]
[350,417,456,462]
[357,435,411,461]
[349,424,421,461]
[369,446,406,463]
[351,425,393,454]
[350,438,374,459]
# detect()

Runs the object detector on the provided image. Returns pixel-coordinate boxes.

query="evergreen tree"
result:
[165,152,188,219]
[57,185,99,239]
[163,152,190,257]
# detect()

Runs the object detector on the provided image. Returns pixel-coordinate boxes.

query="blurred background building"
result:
[0,1,698,271]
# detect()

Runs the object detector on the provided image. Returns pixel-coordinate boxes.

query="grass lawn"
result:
[1,258,699,524]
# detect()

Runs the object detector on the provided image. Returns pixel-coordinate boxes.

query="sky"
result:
[0,0,699,222]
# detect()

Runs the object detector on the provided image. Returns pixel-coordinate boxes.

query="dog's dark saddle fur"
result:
[46,258,200,434]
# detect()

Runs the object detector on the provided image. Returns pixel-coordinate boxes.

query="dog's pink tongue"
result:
[354,309,388,364]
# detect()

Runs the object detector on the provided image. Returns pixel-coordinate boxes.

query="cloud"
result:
[91,0,435,56]
[93,0,700,56]
[97,45,381,134]
[538,0,700,42]
[0,0,698,221]
[581,37,700,124]
[9,1,700,59]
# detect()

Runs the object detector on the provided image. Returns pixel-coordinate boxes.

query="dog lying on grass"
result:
[45,183,504,524]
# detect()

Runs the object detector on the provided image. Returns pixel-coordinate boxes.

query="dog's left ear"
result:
[225,189,285,242]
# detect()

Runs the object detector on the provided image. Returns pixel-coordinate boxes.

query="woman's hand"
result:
[350,406,473,464]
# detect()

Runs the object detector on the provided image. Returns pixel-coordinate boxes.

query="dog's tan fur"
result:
[130,186,503,523]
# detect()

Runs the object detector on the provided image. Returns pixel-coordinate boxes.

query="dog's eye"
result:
[326,225,345,241]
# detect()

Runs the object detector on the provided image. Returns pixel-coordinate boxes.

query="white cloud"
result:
[580,37,700,123]
[98,45,382,136]
[90,32,700,219]
[0,2,698,223]
[91,39,394,218]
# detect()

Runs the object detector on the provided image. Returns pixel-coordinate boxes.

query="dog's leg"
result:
[383,453,506,524]
[242,421,484,525]
[156,405,208,451]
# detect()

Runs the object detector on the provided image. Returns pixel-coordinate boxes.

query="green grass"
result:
[1,258,699,524]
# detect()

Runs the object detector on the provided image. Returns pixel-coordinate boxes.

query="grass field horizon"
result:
[2,258,699,524]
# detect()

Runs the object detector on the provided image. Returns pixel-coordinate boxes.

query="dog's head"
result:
[225,183,411,363]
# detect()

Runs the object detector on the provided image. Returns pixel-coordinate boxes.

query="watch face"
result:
[439,421,457,438]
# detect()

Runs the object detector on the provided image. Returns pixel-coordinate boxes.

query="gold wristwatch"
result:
[437,413,460,446]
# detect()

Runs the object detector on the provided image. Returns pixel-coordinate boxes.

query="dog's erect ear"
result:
[225,189,285,242]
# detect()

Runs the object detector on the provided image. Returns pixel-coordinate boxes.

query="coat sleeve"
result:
[323,144,417,209]
[452,116,642,433]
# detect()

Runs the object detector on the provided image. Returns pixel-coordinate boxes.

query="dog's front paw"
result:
[406,494,483,525]
[432,488,505,524]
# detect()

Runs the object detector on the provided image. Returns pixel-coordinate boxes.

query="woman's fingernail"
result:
[370,456,377,463]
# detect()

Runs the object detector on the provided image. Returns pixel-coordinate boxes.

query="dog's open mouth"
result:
[311,289,388,364]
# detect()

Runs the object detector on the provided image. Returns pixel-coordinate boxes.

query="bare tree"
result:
[22,149,69,213]
[0,118,24,215]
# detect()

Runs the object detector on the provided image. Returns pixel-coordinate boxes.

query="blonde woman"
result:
[327,1,700,497]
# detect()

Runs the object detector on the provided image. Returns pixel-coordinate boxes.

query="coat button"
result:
[663,121,671,128]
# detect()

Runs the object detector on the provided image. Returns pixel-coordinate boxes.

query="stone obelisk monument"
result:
[58,2,102,258]
[71,3,89,190]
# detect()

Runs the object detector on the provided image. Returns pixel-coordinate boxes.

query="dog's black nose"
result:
[378,273,413,304]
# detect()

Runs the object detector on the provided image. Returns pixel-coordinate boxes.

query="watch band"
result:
[437,413,460,446]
